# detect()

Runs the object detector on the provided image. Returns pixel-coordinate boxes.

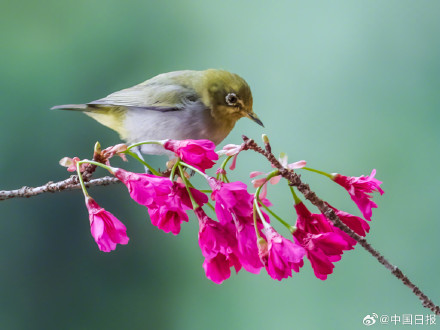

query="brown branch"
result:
[0,147,121,201]
[0,176,121,200]
[242,135,440,315]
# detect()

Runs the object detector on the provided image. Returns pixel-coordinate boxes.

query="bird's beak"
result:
[247,112,264,127]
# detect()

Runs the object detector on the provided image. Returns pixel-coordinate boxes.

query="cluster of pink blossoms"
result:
[65,138,384,284]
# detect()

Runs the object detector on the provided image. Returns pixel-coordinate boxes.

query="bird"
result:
[51,69,263,157]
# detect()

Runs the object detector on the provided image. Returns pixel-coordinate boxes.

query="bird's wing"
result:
[88,82,202,112]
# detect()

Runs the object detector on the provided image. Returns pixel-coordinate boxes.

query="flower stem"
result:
[76,162,90,198]
[302,167,334,179]
[124,151,160,176]
[184,176,211,205]
[169,158,180,180]
[259,203,292,231]
[266,170,280,182]
[214,156,232,182]
[77,159,114,173]
[178,161,206,177]
[253,169,294,231]
[184,179,213,213]
[76,160,121,198]
[126,140,166,151]
[253,199,267,225]
[252,201,262,239]
[252,170,280,232]
[221,156,233,171]
[254,184,269,227]
[254,169,279,199]
[289,186,302,205]
[206,201,215,212]
[177,164,199,210]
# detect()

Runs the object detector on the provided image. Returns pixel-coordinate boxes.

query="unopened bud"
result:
[94,141,102,154]
[262,134,271,153]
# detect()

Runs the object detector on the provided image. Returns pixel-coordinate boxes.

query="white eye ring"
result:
[225,93,238,106]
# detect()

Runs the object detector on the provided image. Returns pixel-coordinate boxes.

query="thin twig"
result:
[0,176,121,200]
[0,147,121,201]
[242,135,440,315]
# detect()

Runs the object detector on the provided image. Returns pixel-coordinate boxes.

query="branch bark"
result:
[0,176,120,200]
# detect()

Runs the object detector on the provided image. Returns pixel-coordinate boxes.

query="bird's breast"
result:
[122,103,236,155]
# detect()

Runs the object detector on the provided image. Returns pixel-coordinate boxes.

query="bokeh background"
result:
[1,1,439,329]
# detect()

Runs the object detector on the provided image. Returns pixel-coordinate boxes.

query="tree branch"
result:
[0,176,120,200]
[242,135,440,315]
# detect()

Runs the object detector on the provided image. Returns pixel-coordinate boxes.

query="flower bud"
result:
[94,141,102,154]
[59,156,82,172]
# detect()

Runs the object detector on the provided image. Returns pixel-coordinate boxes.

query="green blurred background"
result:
[1,1,439,329]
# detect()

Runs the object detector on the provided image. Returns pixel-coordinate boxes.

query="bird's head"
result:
[200,69,264,127]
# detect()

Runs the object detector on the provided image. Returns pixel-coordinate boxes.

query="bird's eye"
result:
[185,94,198,102]
[225,93,238,106]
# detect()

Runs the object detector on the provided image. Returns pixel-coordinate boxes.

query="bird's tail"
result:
[50,104,90,112]
[51,103,128,139]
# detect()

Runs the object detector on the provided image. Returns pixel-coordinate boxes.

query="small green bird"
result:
[52,69,263,156]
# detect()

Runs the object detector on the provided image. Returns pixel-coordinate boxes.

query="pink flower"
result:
[196,208,241,284]
[328,204,370,239]
[113,168,209,234]
[235,221,265,273]
[277,153,307,170]
[148,182,208,235]
[250,154,306,199]
[258,226,306,281]
[102,144,128,163]
[59,156,87,172]
[164,139,219,172]
[209,179,254,225]
[215,168,227,176]
[148,206,186,235]
[250,171,281,200]
[295,232,349,280]
[333,169,384,221]
[293,202,353,280]
[208,178,264,273]
[113,168,173,208]
[85,197,129,252]
[217,144,243,170]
